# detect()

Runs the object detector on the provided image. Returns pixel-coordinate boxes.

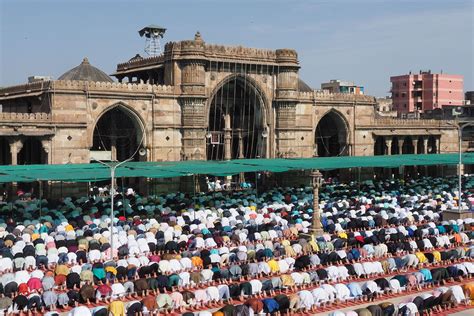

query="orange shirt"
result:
[191,256,203,268]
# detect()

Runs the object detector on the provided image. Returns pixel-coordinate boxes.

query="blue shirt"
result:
[420,268,432,282]
[262,298,279,313]
[347,282,363,297]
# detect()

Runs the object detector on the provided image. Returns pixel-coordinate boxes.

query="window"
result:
[449,91,452,93]
[403,82,407,87]
[395,93,399,97]
[210,133,222,144]
[401,92,406,97]
[404,104,407,108]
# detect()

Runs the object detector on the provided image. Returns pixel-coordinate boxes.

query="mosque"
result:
[0,30,460,180]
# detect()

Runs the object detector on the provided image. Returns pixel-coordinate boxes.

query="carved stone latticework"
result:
[179,98,206,160]
[275,101,297,157]
[181,60,206,94]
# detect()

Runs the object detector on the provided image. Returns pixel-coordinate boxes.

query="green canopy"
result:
[0,153,472,183]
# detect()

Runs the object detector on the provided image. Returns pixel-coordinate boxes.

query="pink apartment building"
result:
[391,71,464,114]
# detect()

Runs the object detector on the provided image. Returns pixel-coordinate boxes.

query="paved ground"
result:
[448,310,474,316]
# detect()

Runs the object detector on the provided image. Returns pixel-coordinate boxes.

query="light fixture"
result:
[206,132,212,139]
[261,128,268,138]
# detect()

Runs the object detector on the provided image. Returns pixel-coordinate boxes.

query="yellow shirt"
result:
[109,300,125,316]
[281,274,295,287]
[463,282,474,305]
[415,252,427,263]
[191,256,203,268]
[338,232,348,239]
[55,264,70,276]
[268,259,280,273]
[432,251,441,263]
[105,266,117,276]
[309,240,319,252]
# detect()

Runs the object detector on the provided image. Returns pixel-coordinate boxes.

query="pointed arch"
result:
[206,74,270,127]
[18,137,47,165]
[90,102,146,161]
[206,74,269,160]
[315,109,350,157]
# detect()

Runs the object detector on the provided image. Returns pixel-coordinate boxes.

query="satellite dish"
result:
[138,148,147,156]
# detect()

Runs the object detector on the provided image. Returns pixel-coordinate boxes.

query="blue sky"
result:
[1,0,472,96]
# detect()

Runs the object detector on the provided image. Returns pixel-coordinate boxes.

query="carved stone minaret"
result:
[274,49,299,157]
[178,32,207,160]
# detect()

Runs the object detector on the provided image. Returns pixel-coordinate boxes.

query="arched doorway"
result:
[0,138,10,165]
[402,136,414,154]
[18,137,46,165]
[374,136,385,156]
[91,107,144,162]
[207,76,266,160]
[427,136,437,154]
[315,111,349,157]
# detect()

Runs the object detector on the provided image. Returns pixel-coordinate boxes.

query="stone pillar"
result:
[238,129,244,159]
[224,113,232,161]
[9,138,23,166]
[41,139,52,164]
[398,138,404,154]
[179,98,207,161]
[423,137,429,154]
[110,138,117,161]
[180,60,205,94]
[412,138,419,154]
[275,49,299,158]
[386,138,393,155]
[384,137,393,178]
[412,137,419,177]
[435,137,440,154]
[397,138,404,176]
[275,102,297,157]
[177,34,207,162]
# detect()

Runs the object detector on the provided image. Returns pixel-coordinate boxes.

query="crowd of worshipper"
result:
[206,177,253,192]
[0,175,472,315]
[328,282,474,316]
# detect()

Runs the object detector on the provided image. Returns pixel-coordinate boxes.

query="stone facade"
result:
[0,33,460,168]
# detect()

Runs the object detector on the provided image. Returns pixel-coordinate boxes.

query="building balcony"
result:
[0,112,51,121]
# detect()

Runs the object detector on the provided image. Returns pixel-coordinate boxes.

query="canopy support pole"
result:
[93,158,133,261]
[122,177,126,219]
[38,180,42,218]
[255,172,258,200]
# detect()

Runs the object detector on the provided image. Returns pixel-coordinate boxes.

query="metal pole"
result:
[38,180,42,218]
[110,166,115,261]
[93,158,132,261]
[122,177,126,218]
[255,172,258,200]
[458,124,462,213]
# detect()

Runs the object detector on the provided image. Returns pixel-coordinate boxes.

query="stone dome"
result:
[58,57,113,82]
[298,79,313,92]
